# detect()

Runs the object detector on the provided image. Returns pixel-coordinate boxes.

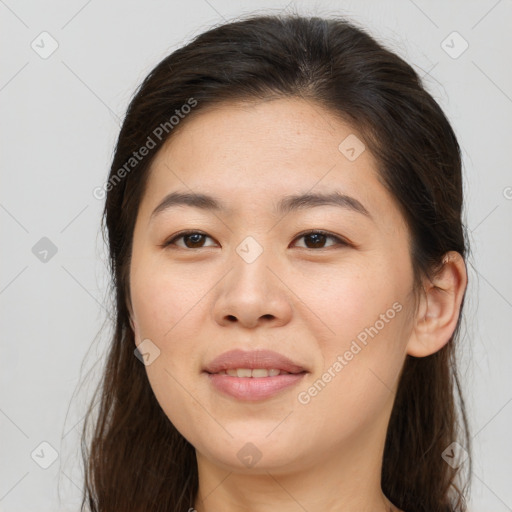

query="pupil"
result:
[307,233,325,248]
[186,234,204,247]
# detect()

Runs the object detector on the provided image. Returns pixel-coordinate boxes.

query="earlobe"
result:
[407,251,467,357]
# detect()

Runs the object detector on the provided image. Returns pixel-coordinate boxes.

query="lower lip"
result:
[205,372,306,401]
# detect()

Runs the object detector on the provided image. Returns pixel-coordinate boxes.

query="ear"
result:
[407,251,467,357]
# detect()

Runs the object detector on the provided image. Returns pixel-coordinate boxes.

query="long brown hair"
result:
[80,13,472,512]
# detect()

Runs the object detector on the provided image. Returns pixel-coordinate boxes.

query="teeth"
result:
[221,368,288,377]
[251,369,270,378]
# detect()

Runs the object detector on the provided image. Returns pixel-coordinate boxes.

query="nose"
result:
[212,243,293,329]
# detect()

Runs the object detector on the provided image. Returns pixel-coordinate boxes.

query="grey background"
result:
[1,0,511,510]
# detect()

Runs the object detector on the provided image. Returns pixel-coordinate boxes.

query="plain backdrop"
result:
[1,1,511,511]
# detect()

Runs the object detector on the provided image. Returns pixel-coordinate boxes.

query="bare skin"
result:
[128,97,467,512]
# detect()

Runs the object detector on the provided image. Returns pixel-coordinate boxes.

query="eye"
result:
[162,229,349,250]
[163,230,217,249]
[291,230,348,249]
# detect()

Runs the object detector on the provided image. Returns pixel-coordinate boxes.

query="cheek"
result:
[130,261,210,343]
[130,267,208,441]
[130,262,210,397]
[295,318,408,448]
[294,259,402,345]
[293,259,410,414]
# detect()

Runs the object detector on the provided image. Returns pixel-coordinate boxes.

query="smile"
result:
[214,368,292,377]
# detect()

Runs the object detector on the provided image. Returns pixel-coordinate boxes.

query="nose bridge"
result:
[212,233,292,328]
[235,234,268,267]
[230,233,275,293]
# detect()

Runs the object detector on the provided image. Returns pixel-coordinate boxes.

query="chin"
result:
[197,435,305,474]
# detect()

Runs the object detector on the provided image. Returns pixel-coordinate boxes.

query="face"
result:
[129,97,417,474]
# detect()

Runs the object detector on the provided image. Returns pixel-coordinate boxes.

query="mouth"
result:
[211,368,303,377]
[203,349,308,401]
[203,348,308,375]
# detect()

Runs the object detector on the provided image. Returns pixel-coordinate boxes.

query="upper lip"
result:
[203,349,308,374]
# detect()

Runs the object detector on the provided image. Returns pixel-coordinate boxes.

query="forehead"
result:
[154,97,368,174]
[139,97,405,233]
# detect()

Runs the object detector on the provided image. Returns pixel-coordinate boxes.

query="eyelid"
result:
[162,229,351,250]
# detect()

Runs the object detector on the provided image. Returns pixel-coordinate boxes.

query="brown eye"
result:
[293,230,347,249]
[164,231,217,249]
[163,229,348,251]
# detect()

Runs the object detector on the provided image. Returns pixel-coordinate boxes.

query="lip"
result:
[203,349,308,401]
[203,349,307,375]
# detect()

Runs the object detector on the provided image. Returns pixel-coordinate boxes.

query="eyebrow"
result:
[150,190,372,221]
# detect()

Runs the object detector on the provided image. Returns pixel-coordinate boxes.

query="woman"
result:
[81,13,471,512]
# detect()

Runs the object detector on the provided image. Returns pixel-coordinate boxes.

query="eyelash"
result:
[162,229,350,250]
